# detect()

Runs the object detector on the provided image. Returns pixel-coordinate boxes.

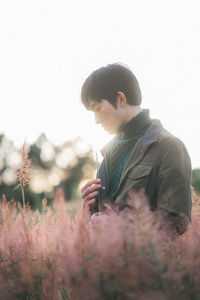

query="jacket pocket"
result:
[124,163,153,194]
[115,163,153,207]
[127,163,153,180]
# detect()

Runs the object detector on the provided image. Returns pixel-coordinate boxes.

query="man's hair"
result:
[81,63,142,108]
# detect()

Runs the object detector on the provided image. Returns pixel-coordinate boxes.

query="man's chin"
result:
[103,127,116,135]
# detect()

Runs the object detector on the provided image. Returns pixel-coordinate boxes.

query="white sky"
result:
[0,0,200,168]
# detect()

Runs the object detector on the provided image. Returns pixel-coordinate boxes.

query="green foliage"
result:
[60,288,70,300]
[0,184,45,211]
[57,155,95,200]
[0,133,96,209]
[99,273,126,300]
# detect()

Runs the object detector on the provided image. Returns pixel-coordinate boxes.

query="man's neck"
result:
[123,105,142,124]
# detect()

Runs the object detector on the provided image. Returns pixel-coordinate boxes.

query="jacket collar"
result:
[141,119,163,151]
[119,109,151,139]
[100,119,163,156]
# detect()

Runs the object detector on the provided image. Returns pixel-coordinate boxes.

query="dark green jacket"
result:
[97,119,192,224]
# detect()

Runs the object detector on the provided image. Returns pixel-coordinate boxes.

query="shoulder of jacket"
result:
[157,128,189,155]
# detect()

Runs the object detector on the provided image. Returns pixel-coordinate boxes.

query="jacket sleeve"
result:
[156,137,192,234]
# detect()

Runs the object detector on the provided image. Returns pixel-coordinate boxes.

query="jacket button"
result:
[101,186,106,190]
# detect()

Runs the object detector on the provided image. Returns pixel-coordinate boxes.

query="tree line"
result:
[0,133,96,210]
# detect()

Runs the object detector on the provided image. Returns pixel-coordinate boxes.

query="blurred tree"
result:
[192,169,200,193]
[0,133,96,209]
[53,137,96,200]
[57,154,96,200]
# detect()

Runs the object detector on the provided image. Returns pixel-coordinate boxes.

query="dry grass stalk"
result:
[16,140,31,212]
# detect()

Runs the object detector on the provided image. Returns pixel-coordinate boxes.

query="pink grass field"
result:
[0,190,200,300]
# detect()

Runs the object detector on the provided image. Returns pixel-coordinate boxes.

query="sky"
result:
[0,0,200,168]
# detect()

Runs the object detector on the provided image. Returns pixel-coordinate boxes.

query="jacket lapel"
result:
[97,119,163,202]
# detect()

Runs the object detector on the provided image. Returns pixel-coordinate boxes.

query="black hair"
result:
[81,63,142,108]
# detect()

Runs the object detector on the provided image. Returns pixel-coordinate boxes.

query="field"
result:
[0,189,200,300]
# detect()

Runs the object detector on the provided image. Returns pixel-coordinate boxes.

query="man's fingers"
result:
[81,179,101,193]
[87,198,96,206]
[82,198,96,219]
[82,185,101,199]
[84,190,99,201]
[81,179,101,213]
[83,198,96,210]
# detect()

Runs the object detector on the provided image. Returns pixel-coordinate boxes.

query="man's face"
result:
[87,99,124,134]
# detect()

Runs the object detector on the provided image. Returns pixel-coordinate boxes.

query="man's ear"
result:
[116,91,127,106]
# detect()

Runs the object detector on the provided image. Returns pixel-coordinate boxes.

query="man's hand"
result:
[81,179,101,212]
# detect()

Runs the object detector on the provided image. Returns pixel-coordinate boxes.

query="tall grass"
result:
[0,190,200,300]
[16,140,31,212]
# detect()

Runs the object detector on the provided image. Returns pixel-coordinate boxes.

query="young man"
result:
[80,63,192,234]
